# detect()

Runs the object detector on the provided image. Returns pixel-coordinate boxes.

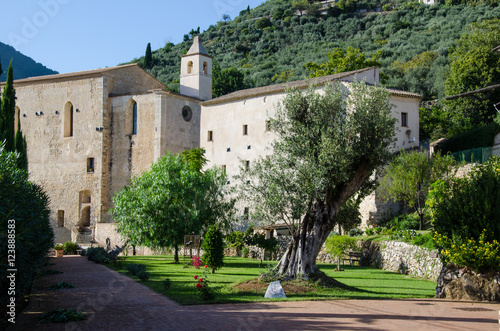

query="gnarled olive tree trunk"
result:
[276,164,371,278]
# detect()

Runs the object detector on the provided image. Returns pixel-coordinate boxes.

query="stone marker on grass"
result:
[264,281,286,298]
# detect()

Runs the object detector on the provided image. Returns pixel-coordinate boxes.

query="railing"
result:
[450,147,492,164]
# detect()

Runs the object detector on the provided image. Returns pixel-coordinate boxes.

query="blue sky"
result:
[1,0,265,74]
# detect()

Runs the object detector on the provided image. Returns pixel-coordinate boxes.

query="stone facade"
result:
[2,64,203,246]
[2,38,421,248]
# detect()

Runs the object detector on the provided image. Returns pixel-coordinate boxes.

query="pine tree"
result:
[144,43,152,70]
[1,60,15,151]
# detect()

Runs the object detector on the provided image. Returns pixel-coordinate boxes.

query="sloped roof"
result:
[202,67,421,105]
[1,64,143,86]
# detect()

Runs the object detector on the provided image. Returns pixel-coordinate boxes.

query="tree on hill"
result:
[305,47,381,78]
[112,148,234,263]
[144,43,152,70]
[292,0,309,16]
[444,19,500,135]
[239,81,396,278]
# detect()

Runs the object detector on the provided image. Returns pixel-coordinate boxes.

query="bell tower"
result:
[180,36,212,101]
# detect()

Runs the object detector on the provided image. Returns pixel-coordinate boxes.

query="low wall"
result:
[318,240,442,280]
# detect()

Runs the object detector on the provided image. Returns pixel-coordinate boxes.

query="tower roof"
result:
[186,36,209,56]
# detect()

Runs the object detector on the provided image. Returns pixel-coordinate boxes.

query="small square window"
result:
[87,158,95,173]
[401,112,408,127]
[208,131,213,142]
[245,160,250,171]
[243,125,248,135]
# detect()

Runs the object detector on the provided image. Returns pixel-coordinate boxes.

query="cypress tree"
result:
[15,112,28,172]
[0,59,3,142]
[144,43,152,70]
[1,60,16,151]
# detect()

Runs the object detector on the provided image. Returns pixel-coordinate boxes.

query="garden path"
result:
[7,255,500,331]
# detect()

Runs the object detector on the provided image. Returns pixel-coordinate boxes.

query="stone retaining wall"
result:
[318,240,442,280]
[436,264,500,302]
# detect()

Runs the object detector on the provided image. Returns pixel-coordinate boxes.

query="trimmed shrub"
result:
[202,225,225,273]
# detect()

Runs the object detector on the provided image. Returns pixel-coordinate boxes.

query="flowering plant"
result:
[434,230,500,272]
[191,256,203,269]
[194,265,215,301]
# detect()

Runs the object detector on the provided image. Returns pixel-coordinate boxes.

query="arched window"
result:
[188,61,193,74]
[203,61,208,74]
[64,102,73,137]
[132,102,138,135]
[125,99,138,135]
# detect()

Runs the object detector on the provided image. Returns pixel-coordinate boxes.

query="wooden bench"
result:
[346,251,362,266]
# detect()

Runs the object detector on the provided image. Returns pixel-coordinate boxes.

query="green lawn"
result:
[107,255,436,305]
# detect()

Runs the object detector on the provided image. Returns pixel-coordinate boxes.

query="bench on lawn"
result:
[342,251,362,266]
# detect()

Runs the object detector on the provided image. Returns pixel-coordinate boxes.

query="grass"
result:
[107,255,436,305]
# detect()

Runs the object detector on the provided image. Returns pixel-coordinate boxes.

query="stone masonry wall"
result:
[317,240,442,280]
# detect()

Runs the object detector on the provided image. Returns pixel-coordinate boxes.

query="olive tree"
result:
[240,81,396,279]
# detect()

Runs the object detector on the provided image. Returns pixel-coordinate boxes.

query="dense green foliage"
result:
[427,157,500,243]
[444,19,500,135]
[225,231,245,250]
[126,1,500,101]
[434,122,500,154]
[0,42,57,81]
[240,81,396,278]
[212,61,246,98]
[202,225,225,273]
[305,46,380,77]
[379,149,456,229]
[62,241,78,254]
[112,149,234,263]
[427,157,500,271]
[0,146,53,320]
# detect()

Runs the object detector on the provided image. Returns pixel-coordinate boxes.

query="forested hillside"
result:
[0,42,58,81]
[128,0,500,103]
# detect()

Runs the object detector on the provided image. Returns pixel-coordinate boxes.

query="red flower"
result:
[196,283,202,289]
[194,275,198,280]
[204,265,208,268]
[199,278,203,282]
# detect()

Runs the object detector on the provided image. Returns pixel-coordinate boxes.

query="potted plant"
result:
[54,244,64,257]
